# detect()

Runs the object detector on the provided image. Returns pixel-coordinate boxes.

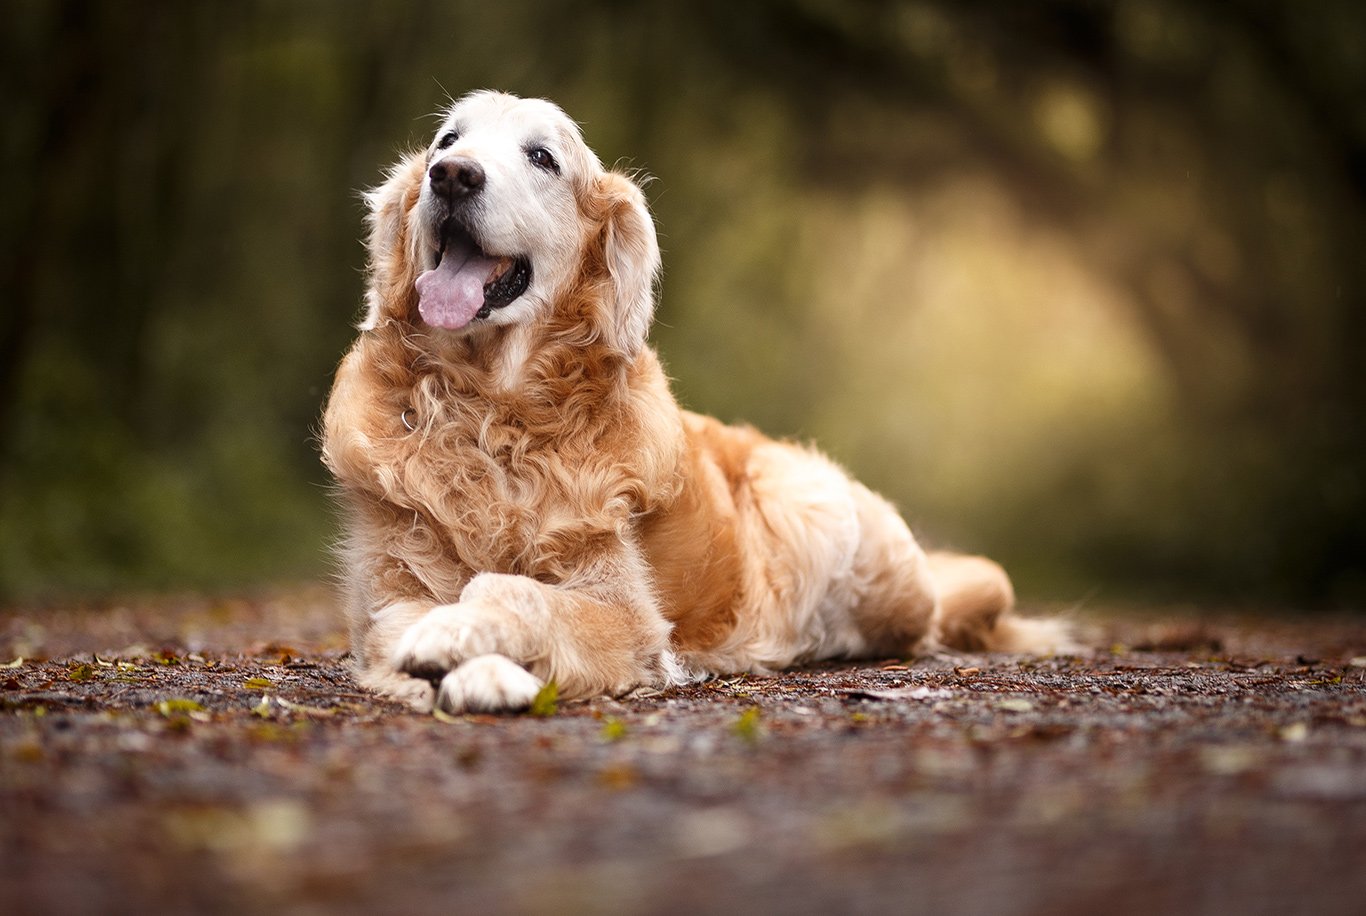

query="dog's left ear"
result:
[595,172,660,356]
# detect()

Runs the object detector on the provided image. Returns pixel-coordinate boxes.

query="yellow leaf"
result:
[601,717,628,741]
[732,706,763,743]
[529,681,559,717]
[157,698,206,717]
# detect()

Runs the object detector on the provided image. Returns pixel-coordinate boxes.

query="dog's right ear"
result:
[359,151,428,330]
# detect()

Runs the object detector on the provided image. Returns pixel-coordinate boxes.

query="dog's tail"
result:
[927,551,1074,654]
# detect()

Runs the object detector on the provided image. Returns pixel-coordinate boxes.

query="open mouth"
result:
[414,220,531,330]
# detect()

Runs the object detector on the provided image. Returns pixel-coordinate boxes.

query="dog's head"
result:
[361,91,660,357]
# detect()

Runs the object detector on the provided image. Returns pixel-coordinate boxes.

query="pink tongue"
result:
[415,248,503,329]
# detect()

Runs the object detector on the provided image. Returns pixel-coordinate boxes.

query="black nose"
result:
[429,157,485,199]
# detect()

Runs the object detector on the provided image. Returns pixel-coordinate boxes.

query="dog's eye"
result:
[527,146,559,174]
[435,131,458,150]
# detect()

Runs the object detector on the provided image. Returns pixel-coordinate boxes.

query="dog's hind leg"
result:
[927,551,1074,654]
[841,483,942,656]
[841,485,1072,657]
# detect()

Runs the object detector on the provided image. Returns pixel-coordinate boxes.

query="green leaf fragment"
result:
[244,677,273,690]
[529,681,559,717]
[732,706,763,743]
[157,698,206,716]
[601,717,628,741]
[67,663,95,682]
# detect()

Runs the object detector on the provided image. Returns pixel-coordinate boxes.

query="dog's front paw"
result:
[437,654,544,714]
[391,603,500,683]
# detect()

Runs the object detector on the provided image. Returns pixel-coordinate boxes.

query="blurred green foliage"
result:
[2,0,1363,606]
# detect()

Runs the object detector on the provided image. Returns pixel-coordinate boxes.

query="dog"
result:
[321,91,1070,714]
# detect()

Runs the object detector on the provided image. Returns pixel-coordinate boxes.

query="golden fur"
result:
[321,92,1070,713]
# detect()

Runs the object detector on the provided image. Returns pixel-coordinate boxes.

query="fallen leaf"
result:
[67,663,95,683]
[1349,657,1366,668]
[1199,745,1261,775]
[601,717,628,742]
[163,801,311,853]
[244,677,273,690]
[431,707,462,724]
[732,706,763,743]
[1279,722,1310,743]
[1,658,22,669]
[11,736,43,763]
[997,698,1036,713]
[954,666,982,677]
[529,681,559,717]
[275,697,334,717]
[157,698,206,717]
[597,763,639,789]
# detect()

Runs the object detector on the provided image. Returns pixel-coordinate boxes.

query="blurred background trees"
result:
[2,0,1362,606]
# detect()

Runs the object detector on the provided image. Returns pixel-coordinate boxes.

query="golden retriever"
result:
[321,91,1069,713]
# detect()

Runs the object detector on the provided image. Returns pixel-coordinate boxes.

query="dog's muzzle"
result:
[415,161,532,329]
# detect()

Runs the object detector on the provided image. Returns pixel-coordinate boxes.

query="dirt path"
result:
[3,589,1365,915]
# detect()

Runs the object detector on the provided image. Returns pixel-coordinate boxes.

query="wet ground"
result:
[2,588,1365,915]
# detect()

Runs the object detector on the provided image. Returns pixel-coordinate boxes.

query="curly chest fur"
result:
[413,419,639,580]
[322,336,686,598]
[328,394,644,591]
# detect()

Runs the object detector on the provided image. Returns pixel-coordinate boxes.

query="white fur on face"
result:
[415,91,603,332]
